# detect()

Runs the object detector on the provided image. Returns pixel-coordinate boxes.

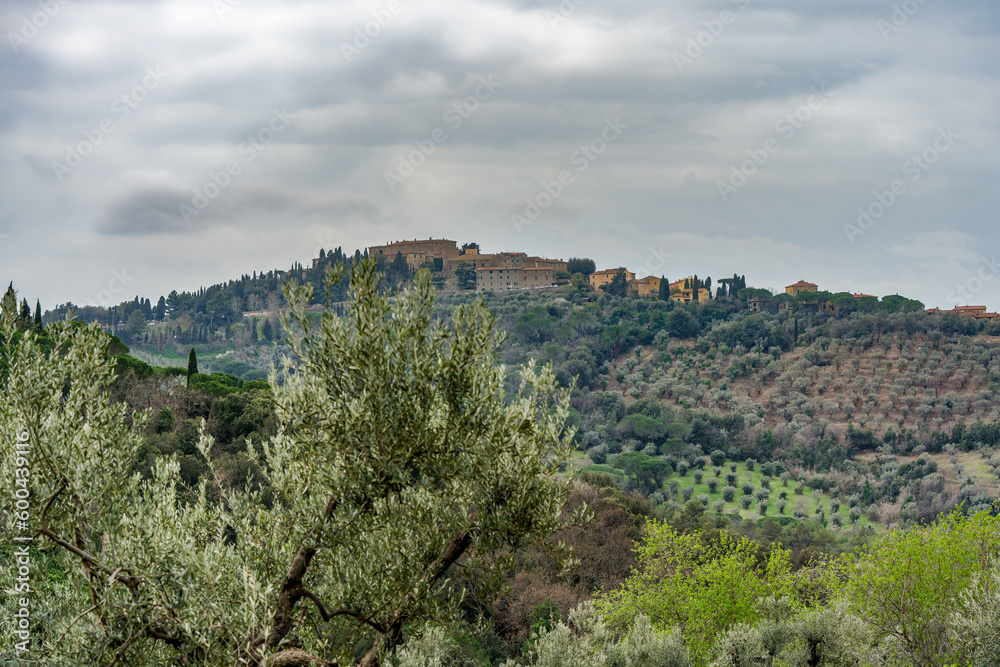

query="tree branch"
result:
[298,590,384,634]
[37,526,142,590]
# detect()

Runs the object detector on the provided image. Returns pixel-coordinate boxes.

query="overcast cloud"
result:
[1,0,998,310]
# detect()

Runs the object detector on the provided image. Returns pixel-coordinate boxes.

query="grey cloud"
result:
[99,183,380,235]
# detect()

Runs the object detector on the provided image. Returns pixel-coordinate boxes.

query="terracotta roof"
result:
[787,280,818,288]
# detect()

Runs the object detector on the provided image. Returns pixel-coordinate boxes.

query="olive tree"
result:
[0,263,583,666]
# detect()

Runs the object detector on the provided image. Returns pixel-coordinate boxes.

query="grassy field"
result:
[577,454,877,531]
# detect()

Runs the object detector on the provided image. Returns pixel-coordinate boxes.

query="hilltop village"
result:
[363,237,999,320]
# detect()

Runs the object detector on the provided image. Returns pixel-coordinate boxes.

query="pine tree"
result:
[1,283,18,326]
[187,348,198,386]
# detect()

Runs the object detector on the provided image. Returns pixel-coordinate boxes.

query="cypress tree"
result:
[658,276,669,301]
[34,299,42,330]
[187,348,198,386]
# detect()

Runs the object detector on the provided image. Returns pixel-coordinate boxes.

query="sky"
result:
[1,0,999,312]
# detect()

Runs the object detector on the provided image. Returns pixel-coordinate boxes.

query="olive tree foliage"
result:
[709,601,889,667]
[487,602,689,667]
[951,561,1000,667]
[0,264,583,666]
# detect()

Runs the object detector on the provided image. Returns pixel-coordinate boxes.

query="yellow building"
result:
[475,266,555,291]
[444,248,497,272]
[785,280,818,296]
[669,277,711,304]
[589,268,636,290]
[628,276,662,297]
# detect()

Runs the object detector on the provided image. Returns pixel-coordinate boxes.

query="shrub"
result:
[707,479,719,494]
[740,495,753,509]
[710,450,726,467]
[777,499,787,514]
[844,511,1000,666]
[595,523,795,662]
[722,486,737,503]
[726,472,738,486]
[694,471,704,484]
[677,460,690,477]
[745,458,756,471]
[808,474,829,491]
[742,482,754,496]
[682,487,693,501]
